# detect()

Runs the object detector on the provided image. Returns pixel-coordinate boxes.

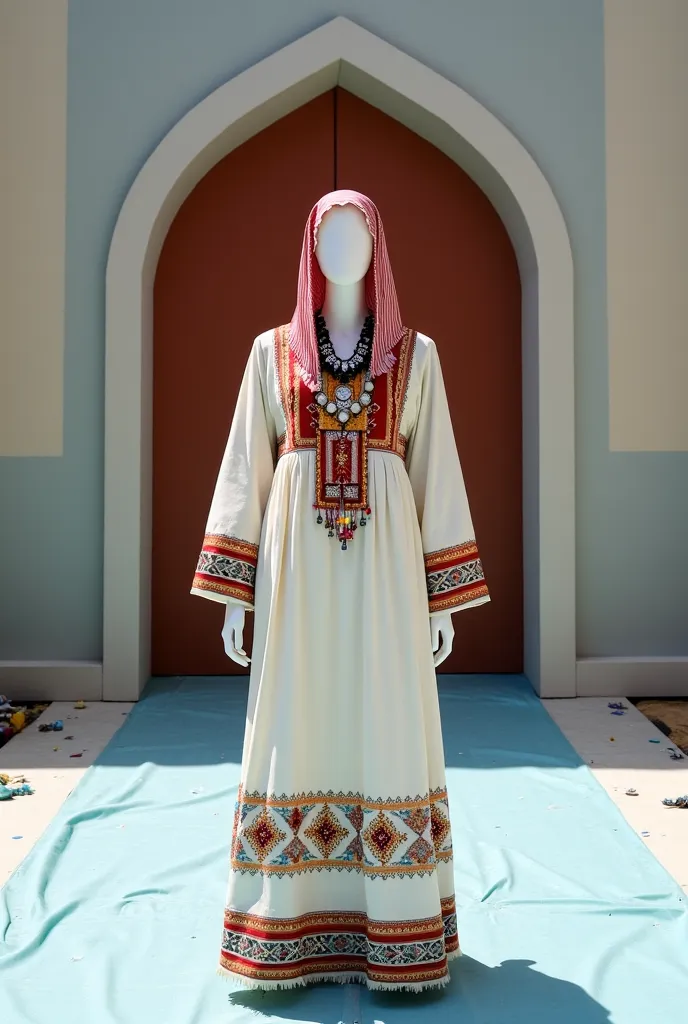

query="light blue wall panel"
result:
[2,0,681,660]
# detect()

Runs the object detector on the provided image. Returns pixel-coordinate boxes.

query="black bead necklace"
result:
[315,310,374,383]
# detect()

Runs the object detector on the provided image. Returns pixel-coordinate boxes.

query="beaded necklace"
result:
[315,310,374,383]
[311,312,376,549]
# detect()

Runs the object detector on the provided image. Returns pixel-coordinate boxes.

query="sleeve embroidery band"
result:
[192,535,259,606]
[424,541,489,613]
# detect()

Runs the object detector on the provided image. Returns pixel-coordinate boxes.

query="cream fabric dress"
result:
[192,327,489,991]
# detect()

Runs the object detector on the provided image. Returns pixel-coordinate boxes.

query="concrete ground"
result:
[544,696,688,895]
[1,694,687,892]
[0,700,134,883]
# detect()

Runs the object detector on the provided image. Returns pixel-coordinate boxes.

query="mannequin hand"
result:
[431,612,455,668]
[221,604,250,667]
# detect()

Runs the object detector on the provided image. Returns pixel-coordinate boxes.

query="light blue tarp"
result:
[1,675,687,1023]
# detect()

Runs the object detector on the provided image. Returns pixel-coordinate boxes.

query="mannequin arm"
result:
[222,603,250,667]
[430,612,455,668]
[224,596,453,669]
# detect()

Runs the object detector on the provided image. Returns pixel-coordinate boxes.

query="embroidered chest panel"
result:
[274,325,414,513]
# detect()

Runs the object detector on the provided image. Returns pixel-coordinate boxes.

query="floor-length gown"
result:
[191,323,489,991]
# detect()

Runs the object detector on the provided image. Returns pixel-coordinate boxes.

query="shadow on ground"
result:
[230,956,612,1024]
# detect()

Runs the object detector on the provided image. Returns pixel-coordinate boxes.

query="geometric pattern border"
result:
[220,895,459,989]
[425,540,489,613]
[192,534,258,606]
[230,786,453,878]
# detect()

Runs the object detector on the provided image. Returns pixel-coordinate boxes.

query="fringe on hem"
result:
[365,973,451,993]
[217,963,454,993]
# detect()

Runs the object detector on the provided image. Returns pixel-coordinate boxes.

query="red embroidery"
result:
[424,542,488,612]
[220,896,459,987]
[316,428,367,510]
[275,325,414,463]
[192,535,258,605]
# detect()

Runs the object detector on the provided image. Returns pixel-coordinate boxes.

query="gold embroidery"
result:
[230,859,442,876]
[424,540,489,612]
[424,541,480,568]
[220,959,451,986]
[317,369,369,433]
[219,899,458,987]
[241,787,450,811]
[192,534,258,604]
[203,534,259,559]
[274,324,415,462]
[428,585,490,613]
[223,899,457,935]
[231,786,453,877]
[192,577,252,602]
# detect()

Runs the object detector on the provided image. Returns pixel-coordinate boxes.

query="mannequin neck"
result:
[321,281,368,360]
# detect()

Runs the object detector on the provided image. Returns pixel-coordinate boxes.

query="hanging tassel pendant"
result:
[318,502,371,544]
[336,510,351,550]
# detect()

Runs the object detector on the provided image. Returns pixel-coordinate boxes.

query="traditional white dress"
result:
[192,325,489,991]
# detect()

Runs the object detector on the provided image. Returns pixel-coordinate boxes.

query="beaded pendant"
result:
[312,312,376,550]
[311,374,375,550]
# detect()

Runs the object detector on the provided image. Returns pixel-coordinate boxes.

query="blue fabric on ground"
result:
[1,675,687,1024]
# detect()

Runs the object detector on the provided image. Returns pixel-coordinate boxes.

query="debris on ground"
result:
[608,702,629,711]
[635,700,688,754]
[625,788,639,796]
[73,701,87,710]
[662,795,688,809]
[668,747,684,760]
[0,782,34,800]
[0,695,51,751]
[0,771,35,799]
[10,710,25,730]
[38,720,64,732]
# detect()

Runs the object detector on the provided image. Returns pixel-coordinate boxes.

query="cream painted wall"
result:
[1,3,684,459]
[0,0,67,456]
[605,0,688,452]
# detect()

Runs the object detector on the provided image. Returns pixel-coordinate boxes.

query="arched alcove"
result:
[104,17,575,700]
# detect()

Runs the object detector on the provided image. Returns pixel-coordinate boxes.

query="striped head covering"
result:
[290,190,404,390]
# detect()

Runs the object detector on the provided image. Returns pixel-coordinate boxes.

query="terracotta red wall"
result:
[152,89,522,675]
[335,90,522,673]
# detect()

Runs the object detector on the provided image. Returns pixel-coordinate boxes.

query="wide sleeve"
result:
[190,336,276,610]
[405,338,490,615]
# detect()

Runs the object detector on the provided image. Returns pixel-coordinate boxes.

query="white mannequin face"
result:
[314,205,373,285]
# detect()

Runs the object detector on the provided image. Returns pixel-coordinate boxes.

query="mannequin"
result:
[192,189,489,992]
[222,204,455,669]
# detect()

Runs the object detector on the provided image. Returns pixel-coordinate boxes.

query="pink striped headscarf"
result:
[290,190,404,390]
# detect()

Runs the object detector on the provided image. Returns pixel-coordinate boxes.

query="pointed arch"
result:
[104,17,575,700]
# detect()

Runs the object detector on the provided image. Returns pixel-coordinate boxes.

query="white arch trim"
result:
[104,16,576,701]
